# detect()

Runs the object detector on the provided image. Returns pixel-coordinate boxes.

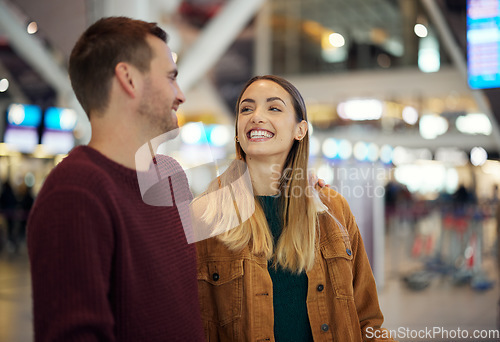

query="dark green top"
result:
[257,196,314,342]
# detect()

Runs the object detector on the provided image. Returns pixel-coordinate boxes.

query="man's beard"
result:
[138,83,178,137]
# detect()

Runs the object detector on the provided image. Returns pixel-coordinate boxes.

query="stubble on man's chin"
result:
[156,117,181,144]
[160,111,179,135]
[138,103,177,140]
[161,119,180,140]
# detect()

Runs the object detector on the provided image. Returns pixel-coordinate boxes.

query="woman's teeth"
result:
[249,130,274,139]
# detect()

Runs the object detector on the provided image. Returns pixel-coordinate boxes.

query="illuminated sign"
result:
[6,104,42,128]
[4,127,38,153]
[44,107,77,131]
[467,0,500,89]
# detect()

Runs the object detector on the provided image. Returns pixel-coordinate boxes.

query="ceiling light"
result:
[419,114,448,139]
[414,24,428,38]
[0,78,9,92]
[27,21,38,34]
[322,138,338,159]
[337,99,383,121]
[329,33,345,47]
[470,146,487,166]
[456,113,492,135]
[402,106,419,125]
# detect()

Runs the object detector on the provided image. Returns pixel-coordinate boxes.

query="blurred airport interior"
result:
[1,0,500,341]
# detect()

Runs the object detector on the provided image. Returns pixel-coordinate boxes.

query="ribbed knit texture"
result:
[27,146,204,342]
[257,196,314,342]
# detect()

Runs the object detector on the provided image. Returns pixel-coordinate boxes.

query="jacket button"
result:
[317,284,324,292]
[321,323,329,332]
[212,273,220,281]
[346,248,352,256]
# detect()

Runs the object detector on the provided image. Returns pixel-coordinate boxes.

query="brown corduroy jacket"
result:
[196,187,396,341]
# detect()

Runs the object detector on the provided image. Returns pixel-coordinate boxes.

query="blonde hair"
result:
[200,75,330,273]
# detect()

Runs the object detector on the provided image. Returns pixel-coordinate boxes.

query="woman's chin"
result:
[243,149,287,162]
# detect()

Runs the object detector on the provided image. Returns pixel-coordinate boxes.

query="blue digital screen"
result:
[44,107,77,131]
[467,0,500,89]
[6,104,42,128]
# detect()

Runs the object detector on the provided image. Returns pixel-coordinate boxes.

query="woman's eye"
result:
[240,107,252,113]
[270,107,281,112]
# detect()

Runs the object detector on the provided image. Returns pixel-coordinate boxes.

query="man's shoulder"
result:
[51,146,107,175]
[40,146,114,196]
[155,154,185,175]
[55,145,99,168]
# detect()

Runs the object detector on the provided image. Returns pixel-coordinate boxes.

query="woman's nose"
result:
[250,108,265,123]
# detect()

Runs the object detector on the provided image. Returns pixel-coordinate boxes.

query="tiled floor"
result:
[0,244,32,342]
[378,260,499,341]
[379,212,500,341]
[0,235,498,342]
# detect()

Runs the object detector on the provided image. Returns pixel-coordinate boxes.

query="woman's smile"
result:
[247,128,275,142]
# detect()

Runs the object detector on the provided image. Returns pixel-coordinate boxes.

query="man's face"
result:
[138,35,185,138]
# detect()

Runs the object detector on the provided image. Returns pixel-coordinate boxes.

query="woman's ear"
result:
[115,62,140,98]
[295,120,308,140]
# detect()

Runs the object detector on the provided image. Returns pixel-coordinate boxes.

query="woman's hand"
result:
[317,178,330,188]
[308,171,330,189]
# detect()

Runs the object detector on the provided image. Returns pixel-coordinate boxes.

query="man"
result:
[27,17,204,341]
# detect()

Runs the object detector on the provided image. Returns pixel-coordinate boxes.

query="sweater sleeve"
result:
[27,185,115,342]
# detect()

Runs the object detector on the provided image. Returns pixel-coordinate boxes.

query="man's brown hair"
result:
[69,16,167,117]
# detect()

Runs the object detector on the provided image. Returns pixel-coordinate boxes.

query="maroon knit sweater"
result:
[27,146,204,342]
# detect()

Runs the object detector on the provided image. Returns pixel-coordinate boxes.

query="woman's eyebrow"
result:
[240,98,255,105]
[267,97,286,105]
[240,97,286,105]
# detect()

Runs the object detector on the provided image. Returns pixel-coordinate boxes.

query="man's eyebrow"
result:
[267,97,286,105]
[169,69,178,77]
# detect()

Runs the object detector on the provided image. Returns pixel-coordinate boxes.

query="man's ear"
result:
[115,62,140,98]
[295,120,308,140]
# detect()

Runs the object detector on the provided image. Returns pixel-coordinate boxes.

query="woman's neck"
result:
[245,157,284,196]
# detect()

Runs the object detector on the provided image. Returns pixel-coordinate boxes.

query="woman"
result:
[194,75,395,341]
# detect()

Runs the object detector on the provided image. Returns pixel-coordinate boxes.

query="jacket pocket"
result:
[197,259,244,326]
[320,235,354,298]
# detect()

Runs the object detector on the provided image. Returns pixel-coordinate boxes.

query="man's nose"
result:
[176,83,186,104]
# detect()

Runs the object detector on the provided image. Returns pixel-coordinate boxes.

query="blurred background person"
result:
[0,180,19,253]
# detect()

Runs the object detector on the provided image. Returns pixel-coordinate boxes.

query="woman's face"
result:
[237,80,307,165]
